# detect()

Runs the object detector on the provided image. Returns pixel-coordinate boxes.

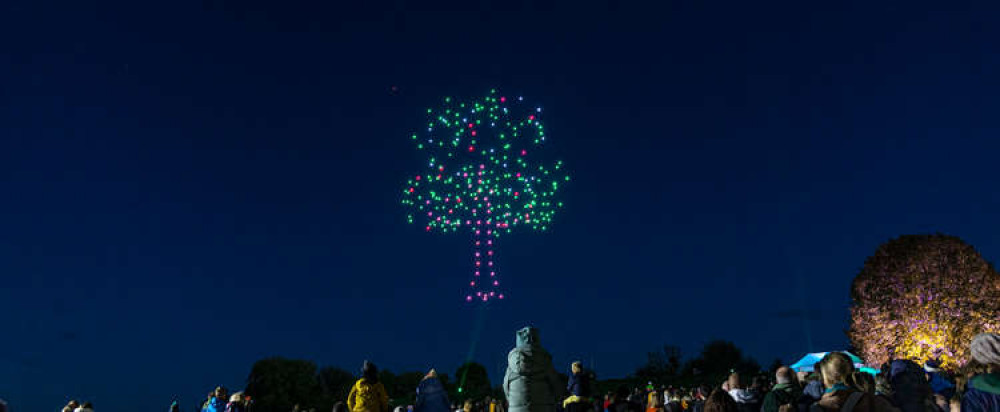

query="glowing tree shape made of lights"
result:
[401,89,569,302]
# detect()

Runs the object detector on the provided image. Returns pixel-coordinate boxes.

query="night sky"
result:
[4,0,1000,410]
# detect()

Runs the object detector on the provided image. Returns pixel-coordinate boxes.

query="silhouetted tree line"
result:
[243,340,762,412]
[243,358,495,412]
[626,340,763,390]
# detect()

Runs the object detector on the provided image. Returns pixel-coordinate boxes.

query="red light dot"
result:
[415,176,421,181]
[500,96,506,102]
[529,115,535,120]
[468,145,475,152]
[409,187,414,193]
[468,123,474,128]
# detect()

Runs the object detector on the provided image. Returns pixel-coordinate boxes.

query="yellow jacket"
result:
[347,378,389,412]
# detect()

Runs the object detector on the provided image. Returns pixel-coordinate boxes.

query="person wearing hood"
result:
[349,361,389,412]
[415,369,451,412]
[963,333,1000,412]
[503,327,562,412]
[813,353,899,412]
[762,367,801,412]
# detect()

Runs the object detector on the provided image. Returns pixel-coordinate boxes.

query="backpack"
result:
[772,387,798,409]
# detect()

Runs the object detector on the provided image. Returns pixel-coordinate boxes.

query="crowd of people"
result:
[197,386,252,412]
[29,330,1000,412]
[329,328,1000,412]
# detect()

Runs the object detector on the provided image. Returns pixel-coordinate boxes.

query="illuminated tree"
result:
[849,234,1000,370]
[401,89,568,302]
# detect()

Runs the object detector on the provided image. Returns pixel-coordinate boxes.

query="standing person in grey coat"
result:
[503,327,562,412]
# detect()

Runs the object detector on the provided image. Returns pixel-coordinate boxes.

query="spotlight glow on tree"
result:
[849,234,1000,370]
[401,89,568,302]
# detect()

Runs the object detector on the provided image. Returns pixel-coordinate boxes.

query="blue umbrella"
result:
[790,351,871,373]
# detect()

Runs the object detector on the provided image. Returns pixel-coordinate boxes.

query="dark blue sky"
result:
[4,0,1000,410]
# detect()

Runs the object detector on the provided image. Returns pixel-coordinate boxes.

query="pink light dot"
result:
[468,123,474,128]
[490,272,495,276]
[499,294,505,299]
[500,96,506,102]
[529,115,535,120]
[466,296,473,302]
[493,281,498,286]
[521,149,527,156]
[415,176,421,181]
[425,226,431,231]
[470,281,476,286]
[480,164,485,169]
[489,291,495,296]
[471,130,477,136]
[409,187,414,193]
[488,261,493,266]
